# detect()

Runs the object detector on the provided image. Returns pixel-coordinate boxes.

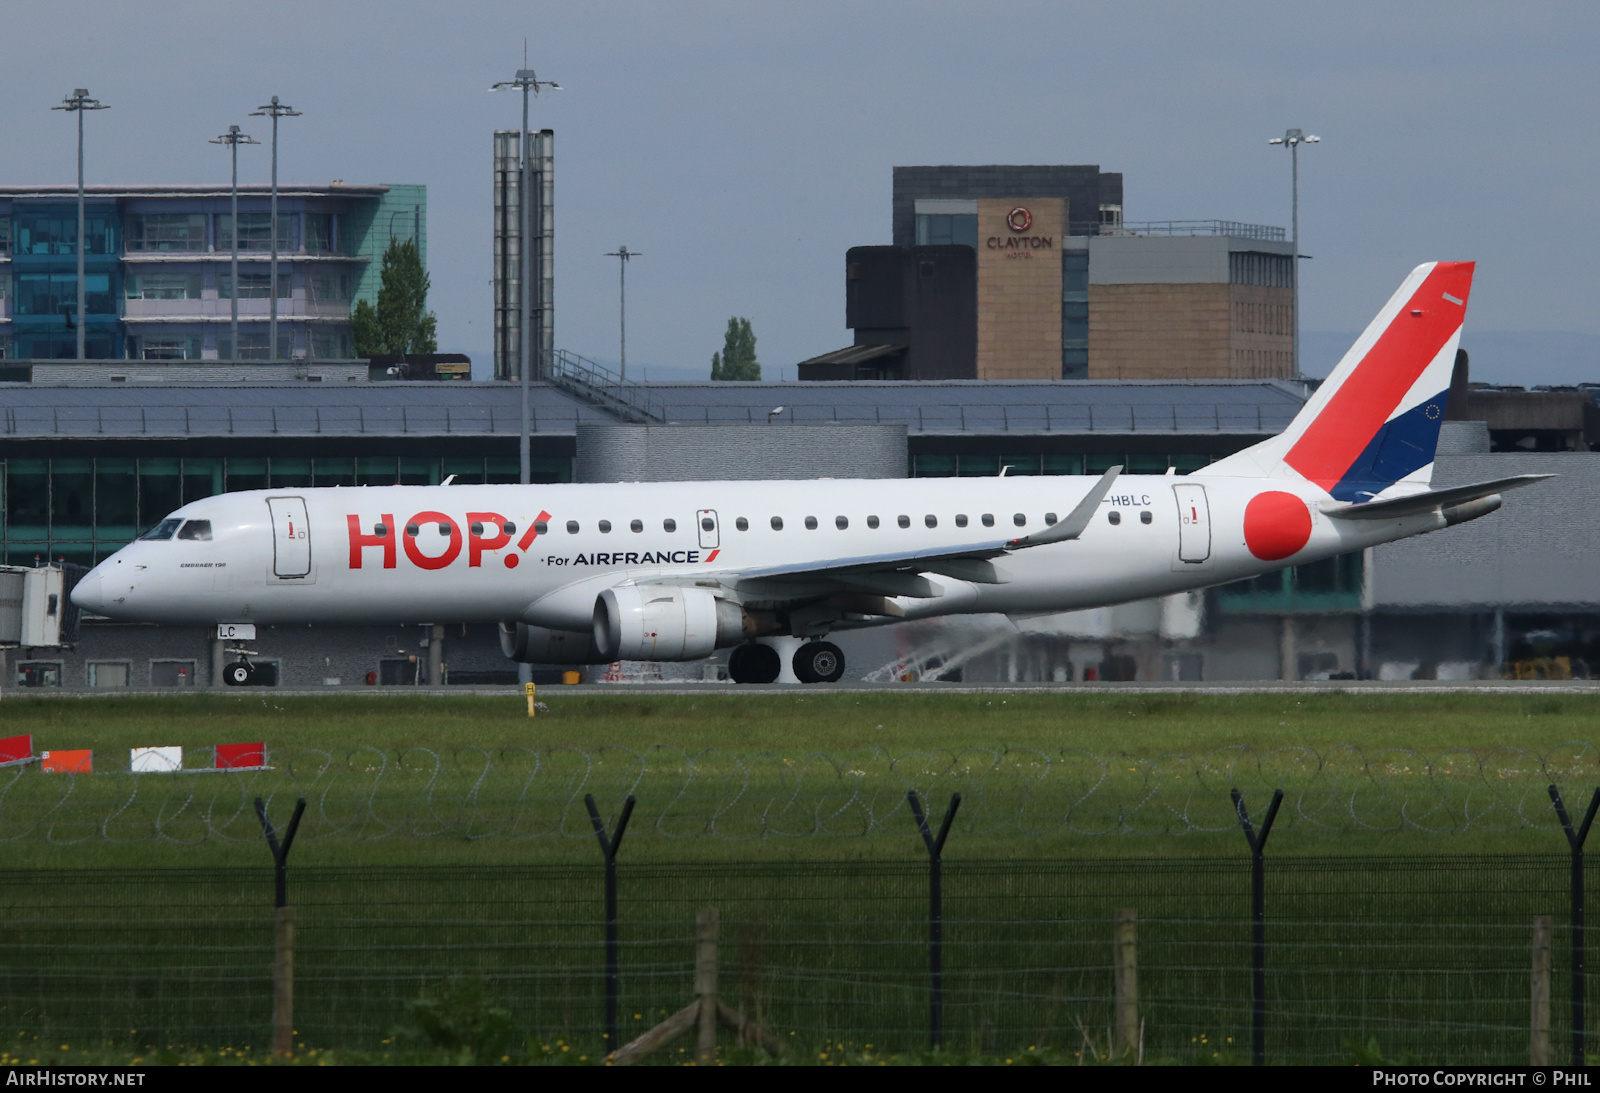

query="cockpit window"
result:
[177,520,213,541]
[139,518,183,541]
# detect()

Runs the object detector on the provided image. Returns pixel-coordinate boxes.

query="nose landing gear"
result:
[224,645,259,687]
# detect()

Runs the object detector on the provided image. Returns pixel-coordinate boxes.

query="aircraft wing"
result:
[1321,474,1553,521]
[725,466,1123,598]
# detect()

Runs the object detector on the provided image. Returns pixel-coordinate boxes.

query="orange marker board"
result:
[41,750,92,774]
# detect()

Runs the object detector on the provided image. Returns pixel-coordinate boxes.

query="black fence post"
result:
[908,789,961,1050]
[254,795,305,1056]
[1231,787,1282,1068]
[585,792,635,1055]
[1549,784,1600,1068]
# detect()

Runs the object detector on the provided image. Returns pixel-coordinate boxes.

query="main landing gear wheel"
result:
[225,663,254,686]
[793,641,846,684]
[727,643,781,684]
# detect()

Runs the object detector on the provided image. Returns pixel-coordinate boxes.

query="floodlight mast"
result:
[210,126,260,361]
[1268,128,1319,376]
[251,96,302,361]
[52,89,109,360]
[606,246,640,379]
[490,65,560,487]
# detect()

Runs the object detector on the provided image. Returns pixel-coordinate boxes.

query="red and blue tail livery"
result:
[1210,261,1474,502]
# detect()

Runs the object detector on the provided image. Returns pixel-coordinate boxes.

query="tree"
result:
[351,237,438,356]
[710,317,760,381]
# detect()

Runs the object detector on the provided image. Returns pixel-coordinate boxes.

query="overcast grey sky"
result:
[3,2,1596,381]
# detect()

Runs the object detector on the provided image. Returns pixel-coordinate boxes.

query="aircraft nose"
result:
[70,571,105,613]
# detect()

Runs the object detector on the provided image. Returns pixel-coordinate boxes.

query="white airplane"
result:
[73,261,1547,684]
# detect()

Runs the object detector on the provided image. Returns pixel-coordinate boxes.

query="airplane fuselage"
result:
[73,474,1440,630]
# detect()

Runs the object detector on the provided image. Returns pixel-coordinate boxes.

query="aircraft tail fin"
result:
[1206,261,1475,501]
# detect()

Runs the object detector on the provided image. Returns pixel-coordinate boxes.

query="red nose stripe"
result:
[1284,262,1473,491]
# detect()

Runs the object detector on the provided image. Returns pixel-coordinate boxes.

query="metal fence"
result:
[0,853,1587,1065]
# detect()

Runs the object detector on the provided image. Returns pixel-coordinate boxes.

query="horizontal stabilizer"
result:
[1321,474,1553,521]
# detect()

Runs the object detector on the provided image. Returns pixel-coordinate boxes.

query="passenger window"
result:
[867,515,880,529]
[1108,511,1122,525]
[735,517,749,531]
[835,516,848,530]
[981,514,994,528]
[598,520,612,533]
[470,521,483,535]
[405,523,420,537]
[771,516,784,530]
[176,520,212,541]
[1140,511,1153,525]
[566,520,580,534]
[139,518,183,541]
[438,523,451,537]
[1013,513,1026,527]
[955,514,968,528]
[925,515,937,528]
[701,517,715,532]
[630,519,643,533]
[664,518,677,532]
[897,515,910,528]
[374,522,389,538]
[805,516,818,530]
[1044,513,1057,526]
[503,521,517,535]
[534,520,549,535]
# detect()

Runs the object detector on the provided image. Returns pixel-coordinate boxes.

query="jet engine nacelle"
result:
[592,585,744,661]
[499,620,606,664]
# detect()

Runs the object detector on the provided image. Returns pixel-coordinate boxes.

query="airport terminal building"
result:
[0,183,425,362]
[4,366,1599,689]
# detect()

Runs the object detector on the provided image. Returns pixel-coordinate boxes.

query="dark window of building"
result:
[914,214,978,249]
[50,460,92,530]
[1229,251,1293,288]
[217,213,289,253]
[304,214,335,254]
[126,272,201,300]
[126,214,206,253]
[219,273,291,300]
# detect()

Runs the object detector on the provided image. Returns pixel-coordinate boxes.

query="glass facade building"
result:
[0,183,425,361]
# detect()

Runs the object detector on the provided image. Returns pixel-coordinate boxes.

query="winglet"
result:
[1007,465,1121,549]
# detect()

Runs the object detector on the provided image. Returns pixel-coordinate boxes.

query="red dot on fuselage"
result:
[1243,491,1312,561]
[504,554,519,568]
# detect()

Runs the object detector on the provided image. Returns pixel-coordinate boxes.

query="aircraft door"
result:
[696,509,720,550]
[267,497,312,578]
[1172,485,1211,563]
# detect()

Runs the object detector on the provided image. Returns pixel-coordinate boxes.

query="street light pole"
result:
[251,96,301,362]
[491,65,560,487]
[52,89,108,360]
[210,126,259,361]
[605,246,640,379]
[1269,129,1318,377]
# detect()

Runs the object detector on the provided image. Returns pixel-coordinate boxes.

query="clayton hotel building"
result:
[800,165,1296,382]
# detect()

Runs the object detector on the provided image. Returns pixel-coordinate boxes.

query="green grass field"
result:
[1,689,1596,865]
[4,690,1599,1064]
